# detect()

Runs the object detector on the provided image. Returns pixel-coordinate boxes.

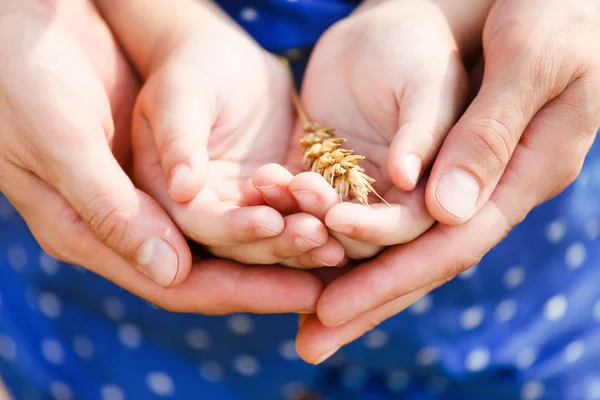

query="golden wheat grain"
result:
[279,56,384,207]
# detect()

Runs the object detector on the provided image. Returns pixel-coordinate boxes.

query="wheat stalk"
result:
[280,56,386,207]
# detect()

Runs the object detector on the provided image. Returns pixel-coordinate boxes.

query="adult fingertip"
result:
[135,237,180,287]
[427,167,481,224]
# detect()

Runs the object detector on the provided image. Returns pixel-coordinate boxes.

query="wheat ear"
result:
[279,56,386,207]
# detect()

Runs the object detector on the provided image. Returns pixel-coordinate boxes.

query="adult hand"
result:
[0,0,323,315]
[295,0,600,364]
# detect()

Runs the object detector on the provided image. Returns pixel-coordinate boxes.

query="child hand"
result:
[274,0,482,258]
[99,0,345,268]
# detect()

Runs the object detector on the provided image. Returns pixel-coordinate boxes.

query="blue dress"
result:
[2,1,600,399]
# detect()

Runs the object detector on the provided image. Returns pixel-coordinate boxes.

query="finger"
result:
[289,172,341,221]
[211,213,329,265]
[1,166,322,315]
[33,124,192,288]
[132,110,285,246]
[316,81,598,327]
[289,172,383,258]
[325,185,434,246]
[135,65,213,203]
[296,280,445,364]
[387,55,469,190]
[252,163,300,215]
[281,236,346,268]
[424,50,559,224]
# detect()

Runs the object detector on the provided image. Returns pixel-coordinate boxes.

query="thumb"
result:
[42,131,192,288]
[136,63,213,203]
[425,56,553,225]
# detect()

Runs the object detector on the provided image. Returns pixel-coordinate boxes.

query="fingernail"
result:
[435,168,480,219]
[169,164,192,193]
[404,154,422,187]
[254,226,280,238]
[327,225,354,235]
[312,256,337,267]
[314,347,340,365]
[294,236,321,251]
[256,184,282,198]
[136,237,178,287]
[292,191,318,209]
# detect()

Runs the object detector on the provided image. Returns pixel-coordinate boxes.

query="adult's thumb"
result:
[45,136,192,288]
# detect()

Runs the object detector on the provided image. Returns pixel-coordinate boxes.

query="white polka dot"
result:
[341,365,366,388]
[38,292,62,319]
[42,339,64,365]
[516,347,537,370]
[199,361,225,383]
[504,265,526,289]
[585,219,599,240]
[566,242,587,269]
[49,382,73,400]
[185,329,211,350]
[101,384,125,400]
[102,298,125,321]
[593,300,600,321]
[227,315,254,335]
[563,340,584,364]
[39,251,60,275]
[545,219,566,243]
[278,340,299,360]
[459,265,478,279]
[239,7,258,22]
[466,347,490,372]
[118,324,142,349]
[585,378,600,400]
[544,294,568,321]
[146,372,174,396]
[427,376,448,394]
[281,382,310,400]
[0,197,15,220]
[521,381,545,400]
[385,369,410,392]
[0,335,17,361]
[460,305,485,330]
[495,299,518,323]
[363,329,389,350]
[416,347,438,366]
[408,294,432,315]
[233,354,260,376]
[73,336,94,359]
[8,245,27,271]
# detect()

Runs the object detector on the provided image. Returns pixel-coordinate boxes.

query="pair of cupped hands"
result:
[1,0,600,364]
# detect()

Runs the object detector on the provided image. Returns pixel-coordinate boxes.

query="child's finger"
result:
[211,213,329,265]
[289,172,341,221]
[387,56,469,191]
[135,65,213,203]
[281,237,346,268]
[252,163,300,215]
[325,185,435,246]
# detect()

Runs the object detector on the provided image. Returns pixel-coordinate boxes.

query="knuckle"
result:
[464,116,514,171]
[80,194,132,249]
[156,132,188,163]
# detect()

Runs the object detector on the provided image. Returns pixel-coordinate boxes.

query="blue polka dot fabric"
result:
[2,1,600,399]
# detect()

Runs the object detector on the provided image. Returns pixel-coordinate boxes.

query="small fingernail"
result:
[314,347,340,365]
[294,236,321,251]
[136,237,178,287]
[327,225,354,235]
[292,191,318,209]
[312,256,337,267]
[256,184,282,198]
[435,168,480,219]
[254,226,280,238]
[169,164,192,193]
[404,154,422,187]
